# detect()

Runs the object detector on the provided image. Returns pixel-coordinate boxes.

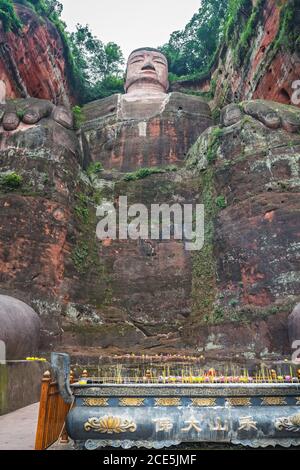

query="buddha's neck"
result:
[126,81,167,98]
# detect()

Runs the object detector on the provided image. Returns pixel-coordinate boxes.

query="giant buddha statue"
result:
[0,48,212,172]
[80,47,212,171]
[0,46,299,357]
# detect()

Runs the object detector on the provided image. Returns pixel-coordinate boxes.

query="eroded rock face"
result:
[0,294,40,359]
[212,0,300,108]
[174,1,300,111]
[1,60,299,361]
[0,4,76,106]
[81,92,212,172]
[186,100,300,357]
[288,304,300,347]
[0,107,82,339]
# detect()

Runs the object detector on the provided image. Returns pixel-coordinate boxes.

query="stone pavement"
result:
[0,403,39,450]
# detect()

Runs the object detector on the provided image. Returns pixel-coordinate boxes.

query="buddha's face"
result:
[125,49,169,94]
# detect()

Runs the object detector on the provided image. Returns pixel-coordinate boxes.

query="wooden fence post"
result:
[35,370,51,450]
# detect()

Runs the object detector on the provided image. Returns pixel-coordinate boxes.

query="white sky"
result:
[60,0,201,63]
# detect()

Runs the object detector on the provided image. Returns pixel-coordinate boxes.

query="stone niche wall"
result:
[0,361,49,415]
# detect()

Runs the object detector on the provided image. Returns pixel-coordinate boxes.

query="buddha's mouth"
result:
[140,69,157,75]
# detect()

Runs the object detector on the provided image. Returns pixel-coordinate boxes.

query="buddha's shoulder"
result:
[82,94,120,122]
[167,92,211,115]
[81,91,211,124]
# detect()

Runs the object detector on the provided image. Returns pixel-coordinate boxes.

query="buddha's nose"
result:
[141,62,156,71]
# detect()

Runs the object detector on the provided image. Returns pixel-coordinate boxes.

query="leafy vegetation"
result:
[0,172,23,189]
[123,165,178,182]
[72,105,85,129]
[159,0,269,84]
[272,0,300,54]
[0,0,22,32]
[68,24,124,102]
[160,0,229,81]
[215,195,227,209]
[86,162,104,177]
[4,1,124,103]
[233,0,264,66]
[224,0,252,44]
[207,127,223,164]
[191,169,217,324]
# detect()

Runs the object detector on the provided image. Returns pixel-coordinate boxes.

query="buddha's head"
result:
[125,48,169,95]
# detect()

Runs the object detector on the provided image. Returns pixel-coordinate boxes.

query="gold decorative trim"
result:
[155,398,181,407]
[84,416,137,434]
[83,398,108,407]
[261,397,286,406]
[119,398,145,407]
[227,398,251,407]
[191,398,216,407]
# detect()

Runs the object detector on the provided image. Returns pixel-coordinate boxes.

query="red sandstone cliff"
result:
[174,0,300,111]
[0,3,76,106]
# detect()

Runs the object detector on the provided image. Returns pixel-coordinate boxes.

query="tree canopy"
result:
[159,0,229,80]
[3,0,125,102]
[68,24,124,102]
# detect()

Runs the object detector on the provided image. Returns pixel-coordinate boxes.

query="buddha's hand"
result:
[220,100,300,133]
[0,98,74,131]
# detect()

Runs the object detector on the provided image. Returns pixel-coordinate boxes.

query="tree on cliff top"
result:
[4,0,125,102]
[68,24,124,102]
[0,0,22,31]
[160,0,229,80]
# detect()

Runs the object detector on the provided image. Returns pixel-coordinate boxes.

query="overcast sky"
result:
[60,0,201,63]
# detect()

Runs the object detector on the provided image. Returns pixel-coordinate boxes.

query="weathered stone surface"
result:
[1,95,300,359]
[186,100,300,355]
[0,12,299,359]
[0,97,73,131]
[0,361,49,415]
[175,1,300,113]
[125,48,169,95]
[99,172,198,333]
[211,0,300,109]
[0,109,85,348]
[288,303,300,347]
[81,92,212,172]
[0,295,41,359]
[220,104,243,127]
[0,4,76,106]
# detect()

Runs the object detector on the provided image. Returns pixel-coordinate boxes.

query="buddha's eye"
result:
[154,60,166,66]
[130,59,143,65]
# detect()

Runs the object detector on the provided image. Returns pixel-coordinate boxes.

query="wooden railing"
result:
[35,370,73,450]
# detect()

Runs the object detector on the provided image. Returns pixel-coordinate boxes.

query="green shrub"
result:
[0,172,23,189]
[229,298,239,308]
[215,195,227,209]
[212,107,221,122]
[0,0,22,32]
[164,165,178,172]
[87,162,104,177]
[123,167,164,182]
[233,0,264,66]
[72,106,85,129]
[207,127,223,164]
